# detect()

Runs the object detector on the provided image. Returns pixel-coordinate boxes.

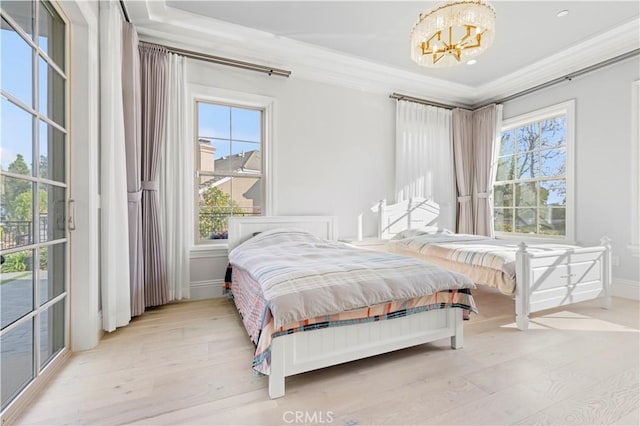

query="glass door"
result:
[0,0,68,413]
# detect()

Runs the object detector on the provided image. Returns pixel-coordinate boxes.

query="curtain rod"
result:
[163,45,291,77]
[474,48,640,109]
[119,0,131,23]
[392,48,639,110]
[389,93,466,110]
[118,1,290,77]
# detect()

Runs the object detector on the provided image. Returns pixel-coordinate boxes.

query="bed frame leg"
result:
[269,374,285,399]
[516,314,529,331]
[450,309,463,349]
[600,297,612,310]
[600,236,613,311]
[515,242,531,331]
[269,339,285,399]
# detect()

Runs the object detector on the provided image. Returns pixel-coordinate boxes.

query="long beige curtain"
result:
[472,104,503,236]
[122,22,145,317]
[139,42,169,307]
[452,108,474,234]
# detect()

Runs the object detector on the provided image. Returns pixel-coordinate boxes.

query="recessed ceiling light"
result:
[557,10,569,17]
[467,59,477,65]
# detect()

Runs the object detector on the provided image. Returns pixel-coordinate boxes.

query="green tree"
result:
[39,155,48,179]
[199,186,243,239]
[8,153,30,175]
[3,154,32,220]
[13,189,47,221]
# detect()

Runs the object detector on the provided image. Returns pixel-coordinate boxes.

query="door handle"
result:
[68,199,76,231]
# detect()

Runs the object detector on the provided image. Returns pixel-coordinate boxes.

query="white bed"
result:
[228,216,471,399]
[373,198,612,331]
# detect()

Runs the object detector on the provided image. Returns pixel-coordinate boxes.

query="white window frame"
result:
[495,100,576,243]
[187,84,274,249]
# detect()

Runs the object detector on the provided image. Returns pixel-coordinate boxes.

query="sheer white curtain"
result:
[395,101,455,230]
[160,53,190,301]
[99,0,131,331]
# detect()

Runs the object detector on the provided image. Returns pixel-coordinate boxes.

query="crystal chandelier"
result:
[411,0,496,68]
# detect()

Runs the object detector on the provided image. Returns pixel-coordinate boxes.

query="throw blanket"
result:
[228,228,476,328]
[389,230,580,280]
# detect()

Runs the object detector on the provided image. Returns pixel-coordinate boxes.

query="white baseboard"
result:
[611,278,640,301]
[189,279,225,300]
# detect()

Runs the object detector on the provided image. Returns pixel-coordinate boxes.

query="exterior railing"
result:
[199,210,260,240]
[0,216,49,250]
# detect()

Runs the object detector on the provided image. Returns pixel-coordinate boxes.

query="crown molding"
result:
[473,19,640,105]
[127,1,639,107]
[129,0,475,107]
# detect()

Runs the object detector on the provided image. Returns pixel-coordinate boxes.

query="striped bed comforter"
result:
[226,228,478,374]
[228,228,476,329]
[388,230,580,295]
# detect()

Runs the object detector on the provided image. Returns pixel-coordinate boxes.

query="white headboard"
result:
[372,198,440,239]
[228,216,338,250]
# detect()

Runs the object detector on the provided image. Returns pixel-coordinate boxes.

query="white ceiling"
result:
[164,1,638,86]
[127,1,640,105]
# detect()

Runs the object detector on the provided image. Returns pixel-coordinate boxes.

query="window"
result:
[195,101,264,242]
[494,101,575,240]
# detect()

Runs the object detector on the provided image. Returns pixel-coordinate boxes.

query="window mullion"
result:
[536,123,541,235]
[0,10,36,50]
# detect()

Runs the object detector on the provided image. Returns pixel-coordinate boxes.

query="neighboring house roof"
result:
[215,149,261,174]
[199,149,261,191]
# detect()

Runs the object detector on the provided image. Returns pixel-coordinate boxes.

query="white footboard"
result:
[268,307,463,398]
[515,237,612,330]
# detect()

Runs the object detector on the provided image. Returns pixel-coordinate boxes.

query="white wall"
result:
[187,59,396,296]
[188,60,396,233]
[181,47,640,299]
[502,57,640,298]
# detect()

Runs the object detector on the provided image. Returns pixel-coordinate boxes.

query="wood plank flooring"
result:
[15,286,640,425]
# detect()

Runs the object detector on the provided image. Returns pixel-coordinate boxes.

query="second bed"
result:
[375,198,612,330]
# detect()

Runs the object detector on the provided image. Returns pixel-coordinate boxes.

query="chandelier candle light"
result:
[411,0,496,67]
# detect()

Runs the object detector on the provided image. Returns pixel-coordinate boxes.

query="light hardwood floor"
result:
[16,286,640,425]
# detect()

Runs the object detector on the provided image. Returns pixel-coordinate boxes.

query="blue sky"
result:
[197,103,261,160]
[1,25,57,173]
[497,117,567,180]
[1,26,33,171]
